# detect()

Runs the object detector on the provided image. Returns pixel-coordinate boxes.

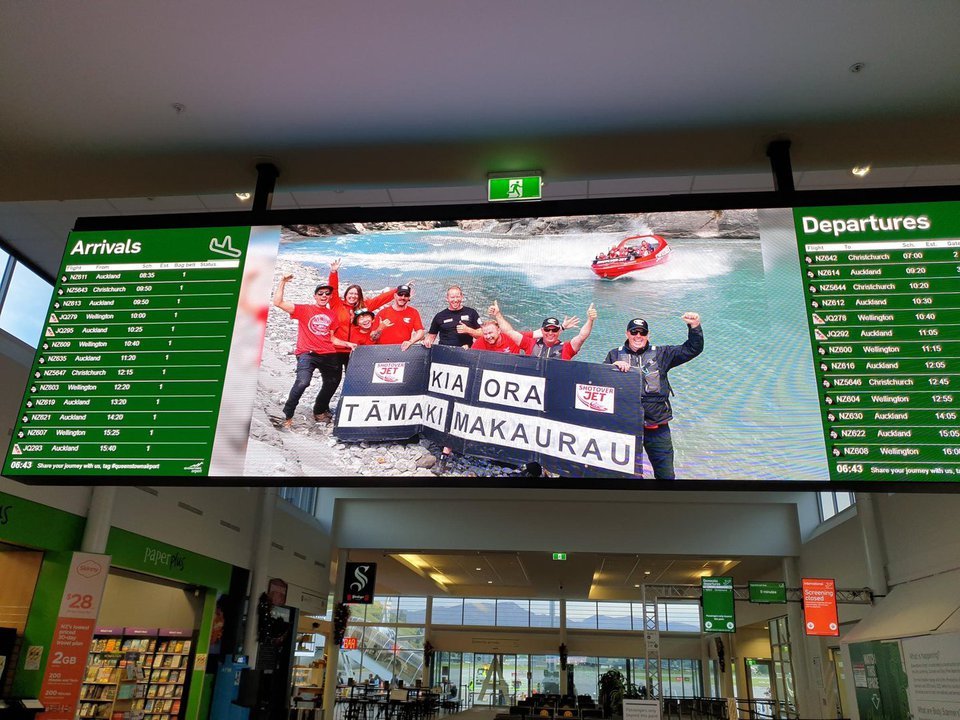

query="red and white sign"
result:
[373,362,406,384]
[341,637,359,650]
[801,577,839,636]
[575,384,616,414]
[38,552,111,720]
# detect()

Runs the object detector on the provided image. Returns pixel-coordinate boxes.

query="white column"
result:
[322,549,349,720]
[243,486,277,667]
[81,486,116,553]
[783,557,820,719]
[854,492,888,596]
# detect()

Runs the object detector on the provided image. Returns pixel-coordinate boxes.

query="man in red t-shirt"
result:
[375,285,424,349]
[471,320,523,353]
[273,274,343,427]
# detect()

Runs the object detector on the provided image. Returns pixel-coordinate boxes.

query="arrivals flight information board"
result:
[2,200,959,485]
[4,228,249,477]
[798,203,960,482]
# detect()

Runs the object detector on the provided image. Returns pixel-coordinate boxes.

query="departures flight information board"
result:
[4,228,249,477]
[797,203,960,482]
[2,200,960,485]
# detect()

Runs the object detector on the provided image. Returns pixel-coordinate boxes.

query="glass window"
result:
[819,492,856,521]
[529,600,560,628]
[0,260,52,346]
[663,602,701,632]
[836,492,853,512]
[566,601,598,629]
[463,598,496,626]
[432,597,464,625]
[397,596,427,624]
[278,486,317,514]
[597,602,632,630]
[572,656,600,698]
[496,599,529,627]
[632,602,651,632]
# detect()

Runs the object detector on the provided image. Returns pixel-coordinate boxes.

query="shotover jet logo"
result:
[574,384,615,414]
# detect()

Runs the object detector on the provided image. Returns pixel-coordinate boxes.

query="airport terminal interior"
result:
[2,3,960,720]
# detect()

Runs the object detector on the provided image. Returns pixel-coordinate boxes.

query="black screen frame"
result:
[8,184,960,490]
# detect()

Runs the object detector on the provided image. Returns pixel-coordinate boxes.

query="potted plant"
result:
[598,669,625,718]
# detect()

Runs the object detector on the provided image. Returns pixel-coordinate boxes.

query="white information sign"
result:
[623,699,661,720]
[903,633,960,720]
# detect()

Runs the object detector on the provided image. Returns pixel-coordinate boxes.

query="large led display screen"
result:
[3,199,959,486]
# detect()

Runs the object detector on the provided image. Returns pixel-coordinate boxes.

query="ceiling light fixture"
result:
[851,165,871,178]
[475,567,482,571]
[644,571,651,575]
[634,584,640,588]
[235,192,251,201]
[487,580,493,584]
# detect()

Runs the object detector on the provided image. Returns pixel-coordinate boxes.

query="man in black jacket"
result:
[604,312,703,479]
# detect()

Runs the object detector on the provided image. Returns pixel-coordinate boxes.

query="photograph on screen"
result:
[241,209,828,481]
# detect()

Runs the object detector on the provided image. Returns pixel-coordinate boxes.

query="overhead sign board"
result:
[701,576,735,633]
[342,562,377,604]
[748,581,787,604]
[487,175,542,202]
[801,577,839,636]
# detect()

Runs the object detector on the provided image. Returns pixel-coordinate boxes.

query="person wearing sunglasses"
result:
[603,312,703,479]
[273,274,344,427]
[374,284,425,350]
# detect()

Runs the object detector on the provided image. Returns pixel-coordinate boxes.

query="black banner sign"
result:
[334,345,644,477]
[342,562,377,604]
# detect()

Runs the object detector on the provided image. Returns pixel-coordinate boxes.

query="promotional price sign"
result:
[38,552,111,720]
[701,577,735,633]
[801,577,839,636]
[748,581,787,604]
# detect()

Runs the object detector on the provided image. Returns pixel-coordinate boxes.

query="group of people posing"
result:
[273,259,703,479]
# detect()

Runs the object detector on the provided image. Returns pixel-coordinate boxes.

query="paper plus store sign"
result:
[1,4,960,720]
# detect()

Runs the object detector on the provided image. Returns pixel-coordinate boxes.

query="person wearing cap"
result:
[493,303,598,360]
[423,285,481,349]
[604,312,703,479]
[374,284,424,349]
[334,309,384,352]
[272,274,343,427]
[327,258,394,364]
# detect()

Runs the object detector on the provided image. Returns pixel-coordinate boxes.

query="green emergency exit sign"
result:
[552,552,567,561]
[488,176,542,202]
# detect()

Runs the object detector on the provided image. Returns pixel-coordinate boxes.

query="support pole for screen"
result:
[766,139,795,193]
[253,162,280,212]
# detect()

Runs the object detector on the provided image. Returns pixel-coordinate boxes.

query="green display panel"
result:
[795,202,960,483]
[3,227,250,477]
[748,581,786,604]
[701,576,735,632]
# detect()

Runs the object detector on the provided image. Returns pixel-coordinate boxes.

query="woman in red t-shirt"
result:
[328,259,393,366]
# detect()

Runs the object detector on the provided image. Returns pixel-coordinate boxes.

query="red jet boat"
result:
[591,234,671,279]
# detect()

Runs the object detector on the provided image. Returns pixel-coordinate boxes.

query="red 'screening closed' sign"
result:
[801,577,839,636]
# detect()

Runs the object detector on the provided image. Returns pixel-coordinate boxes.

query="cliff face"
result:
[282,209,759,241]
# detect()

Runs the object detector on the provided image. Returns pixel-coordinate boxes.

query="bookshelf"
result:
[143,631,193,720]
[78,627,194,720]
